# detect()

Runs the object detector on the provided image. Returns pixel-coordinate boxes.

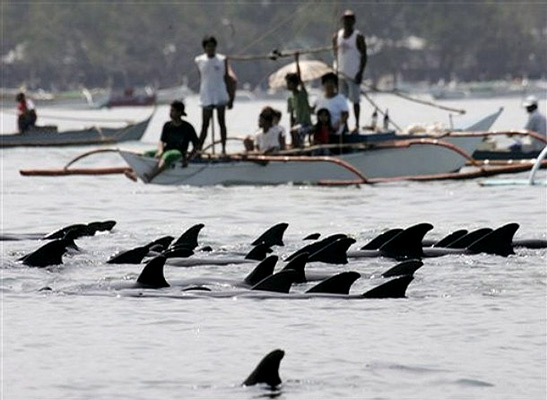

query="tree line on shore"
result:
[2,1,546,92]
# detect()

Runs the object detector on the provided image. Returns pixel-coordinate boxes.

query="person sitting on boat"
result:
[272,108,287,145]
[16,92,37,133]
[195,35,235,155]
[244,106,286,154]
[333,9,367,133]
[313,72,349,142]
[285,53,312,148]
[311,108,335,154]
[142,101,198,182]
[523,96,546,151]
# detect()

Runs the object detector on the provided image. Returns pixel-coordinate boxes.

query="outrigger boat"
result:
[119,110,502,186]
[1,115,152,148]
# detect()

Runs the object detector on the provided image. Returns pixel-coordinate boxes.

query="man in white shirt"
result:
[314,72,349,139]
[333,10,367,133]
[523,96,547,151]
[195,36,234,155]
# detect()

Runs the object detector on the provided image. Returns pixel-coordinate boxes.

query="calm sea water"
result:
[2,94,546,399]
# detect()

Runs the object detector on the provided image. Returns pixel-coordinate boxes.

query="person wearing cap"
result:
[141,100,199,182]
[333,10,367,133]
[522,96,546,151]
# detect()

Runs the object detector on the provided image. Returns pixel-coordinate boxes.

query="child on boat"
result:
[285,53,312,148]
[311,108,335,155]
[244,106,286,154]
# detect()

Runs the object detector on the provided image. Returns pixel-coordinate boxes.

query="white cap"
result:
[523,95,538,107]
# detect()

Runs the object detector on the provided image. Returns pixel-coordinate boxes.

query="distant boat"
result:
[100,87,156,108]
[1,115,152,148]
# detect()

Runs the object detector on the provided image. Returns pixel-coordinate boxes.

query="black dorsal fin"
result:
[243,349,285,387]
[251,270,298,293]
[433,229,468,247]
[361,229,403,250]
[285,234,346,262]
[379,223,433,259]
[244,255,278,286]
[245,243,273,261]
[251,223,289,247]
[381,259,423,278]
[447,228,492,248]
[146,236,174,252]
[362,275,414,298]
[107,245,150,264]
[306,271,361,295]
[303,233,321,240]
[467,223,519,256]
[308,238,356,264]
[42,223,89,240]
[281,252,308,283]
[173,224,205,249]
[20,239,68,267]
[136,255,169,288]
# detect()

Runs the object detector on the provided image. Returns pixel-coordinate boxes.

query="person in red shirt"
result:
[16,92,37,133]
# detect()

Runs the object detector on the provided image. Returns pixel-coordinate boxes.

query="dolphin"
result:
[243,349,285,388]
[251,222,289,247]
[349,223,521,259]
[172,224,205,249]
[360,228,403,250]
[1,220,116,241]
[285,233,347,262]
[19,238,72,267]
[245,243,273,261]
[303,233,321,240]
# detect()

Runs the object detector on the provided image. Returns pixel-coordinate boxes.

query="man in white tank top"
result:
[195,36,234,155]
[333,10,367,133]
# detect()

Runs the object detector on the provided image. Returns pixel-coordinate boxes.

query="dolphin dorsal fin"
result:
[433,229,468,247]
[20,239,68,267]
[308,238,356,264]
[136,255,169,288]
[306,271,361,295]
[146,236,175,252]
[243,349,285,387]
[107,245,150,264]
[244,255,278,286]
[467,223,519,256]
[303,233,321,240]
[284,234,347,262]
[86,220,117,234]
[381,259,423,278]
[281,252,308,283]
[446,228,492,248]
[361,229,403,250]
[42,223,89,240]
[380,223,433,259]
[173,224,205,249]
[362,275,414,298]
[251,223,289,247]
[245,243,273,261]
[251,270,297,293]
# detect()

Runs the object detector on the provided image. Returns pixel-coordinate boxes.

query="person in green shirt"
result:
[285,53,312,148]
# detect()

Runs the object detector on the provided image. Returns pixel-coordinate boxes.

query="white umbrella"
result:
[268,60,333,89]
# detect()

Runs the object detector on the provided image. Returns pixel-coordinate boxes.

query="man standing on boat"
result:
[523,96,547,151]
[333,9,367,133]
[195,36,235,155]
